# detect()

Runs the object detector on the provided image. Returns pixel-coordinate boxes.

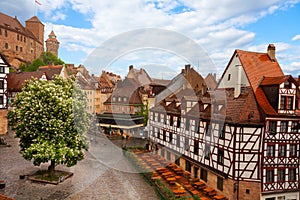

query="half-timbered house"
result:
[0,53,9,135]
[148,44,300,200]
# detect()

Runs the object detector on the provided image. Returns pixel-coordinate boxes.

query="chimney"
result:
[129,65,133,71]
[185,64,191,72]
[267,44,276,62]
[234,64,242,98]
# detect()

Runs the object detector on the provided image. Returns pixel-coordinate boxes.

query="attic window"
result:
[227,74,231,81]
[284,80,291,89]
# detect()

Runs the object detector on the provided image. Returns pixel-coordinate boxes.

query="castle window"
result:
[0,96,3,105]
[24,37,26,43]
[20,36,23,42]
[5,43,8,49]
[0,80,4,89]
[4,30,7,37]
[0,28,2,35]
[20,47,22,52]
[0,66,4,73]
[17,34,19,40]
[16,46,18,51]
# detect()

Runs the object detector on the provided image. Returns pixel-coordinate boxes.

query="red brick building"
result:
[0,12,44,68]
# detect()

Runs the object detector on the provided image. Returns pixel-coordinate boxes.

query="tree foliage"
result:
[24,58,45,72]
[21,52,64,72]
[40,52,64,65]
[8,76,90,172]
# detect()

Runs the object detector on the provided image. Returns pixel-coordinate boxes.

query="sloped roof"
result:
[255,87,278,116]
[7,71,46,91]
[105,77,143,105]
[46,30,59,42]
[0,12,36,39]
[38,65,63,80]
[205,73,217,90]
[260,75,298,86]
[236,49,284,91]
[150,78,171,86]
[25,16,42,23]
[127,67,152,87]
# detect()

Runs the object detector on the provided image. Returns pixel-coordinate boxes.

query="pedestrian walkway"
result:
[0,131,159,200]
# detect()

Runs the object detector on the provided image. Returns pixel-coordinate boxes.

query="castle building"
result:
[0,12,44,67]
[45,30,60,57]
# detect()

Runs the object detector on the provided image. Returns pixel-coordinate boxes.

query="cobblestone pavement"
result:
[0,131,159,200]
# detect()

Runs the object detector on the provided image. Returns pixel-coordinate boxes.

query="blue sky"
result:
[1,0,300,79]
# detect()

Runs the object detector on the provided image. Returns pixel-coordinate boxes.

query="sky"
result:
[1,0,300,79]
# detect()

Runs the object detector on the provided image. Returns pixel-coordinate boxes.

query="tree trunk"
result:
[48,160,56,174]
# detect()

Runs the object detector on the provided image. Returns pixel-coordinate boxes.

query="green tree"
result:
[40,52,64,65]
[24,58,45,72]
[8,76,90,173]
[21,52,64,72]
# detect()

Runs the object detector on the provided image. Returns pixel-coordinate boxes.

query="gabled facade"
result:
[257,75,300,200]
[98,66,151,136]
[0,53,10,134]
[97,71,119,114]
[148,45,300,200]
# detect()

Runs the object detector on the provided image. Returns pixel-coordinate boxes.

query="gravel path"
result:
[0,131,159,200]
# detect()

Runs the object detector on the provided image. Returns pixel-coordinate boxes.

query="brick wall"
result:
[0,110,7,135]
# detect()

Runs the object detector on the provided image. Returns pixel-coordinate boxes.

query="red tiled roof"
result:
[236,49,284,91]
[255,87,278,116]
[7,71,45,91]
[38,65,63,79]
[260,75,298,86]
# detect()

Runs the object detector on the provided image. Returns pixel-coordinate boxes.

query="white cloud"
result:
[1,0,300,76]
[292,35,300,41]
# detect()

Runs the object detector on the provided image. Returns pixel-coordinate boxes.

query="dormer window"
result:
[280,96,293,110]
[284,80,291,89]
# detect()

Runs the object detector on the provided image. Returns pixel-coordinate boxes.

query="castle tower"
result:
[25,16,44,46]
[45,30,60,57]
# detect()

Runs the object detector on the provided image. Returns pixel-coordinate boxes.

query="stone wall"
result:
[0,110,7,135]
